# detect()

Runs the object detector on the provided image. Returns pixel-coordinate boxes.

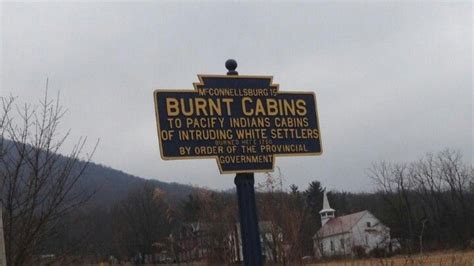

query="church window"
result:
[330,240,334,251]
[367,221,371,227]
[340,238,345,250]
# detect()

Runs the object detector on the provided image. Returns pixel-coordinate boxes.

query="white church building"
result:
[313,192,392,258]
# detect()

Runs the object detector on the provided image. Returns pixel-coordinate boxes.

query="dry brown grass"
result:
[308,250,474,266]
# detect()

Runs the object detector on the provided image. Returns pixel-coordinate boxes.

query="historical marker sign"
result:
[153,75,322,173]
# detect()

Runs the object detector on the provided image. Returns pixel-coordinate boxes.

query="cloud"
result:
[2,2,471,192]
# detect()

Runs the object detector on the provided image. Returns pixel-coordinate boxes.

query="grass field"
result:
[309,250,474,265]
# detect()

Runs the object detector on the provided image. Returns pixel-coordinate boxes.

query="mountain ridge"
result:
[77,160,197,208]
[1,139,196,208]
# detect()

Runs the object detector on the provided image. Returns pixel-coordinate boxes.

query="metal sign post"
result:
[226,59,263,265]
[235,173,262,265]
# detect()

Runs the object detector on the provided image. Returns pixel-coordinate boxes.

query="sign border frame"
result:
[153,74,323,174]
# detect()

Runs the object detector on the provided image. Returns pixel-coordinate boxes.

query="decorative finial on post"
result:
[225,59,238,75]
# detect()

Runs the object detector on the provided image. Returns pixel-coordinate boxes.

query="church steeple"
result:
[319,191,335,226]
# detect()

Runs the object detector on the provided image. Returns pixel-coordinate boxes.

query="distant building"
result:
[313,192,392,258]
[175,222,210,262]
[230,221,283,262]
[175,221,283,263]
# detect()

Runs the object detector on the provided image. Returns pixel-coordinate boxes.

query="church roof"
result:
[314,210,368,239]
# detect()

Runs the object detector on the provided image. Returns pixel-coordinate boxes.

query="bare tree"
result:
[369,161,417,253]
[436,150,472,247]
[191,189,236,263]
[282,186,313,264]
[257,171,286,263]
[111,182,171,263]
[0,85,98,265]
[257,170,314,264]
[0,96,14,266]
[370,150,473,252]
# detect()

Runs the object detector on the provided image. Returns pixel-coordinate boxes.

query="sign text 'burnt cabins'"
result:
[154,74,322,173]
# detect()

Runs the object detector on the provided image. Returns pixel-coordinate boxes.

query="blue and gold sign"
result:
[153,75,322,173]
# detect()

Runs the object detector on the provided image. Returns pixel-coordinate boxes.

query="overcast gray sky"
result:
[1,1,472,192]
